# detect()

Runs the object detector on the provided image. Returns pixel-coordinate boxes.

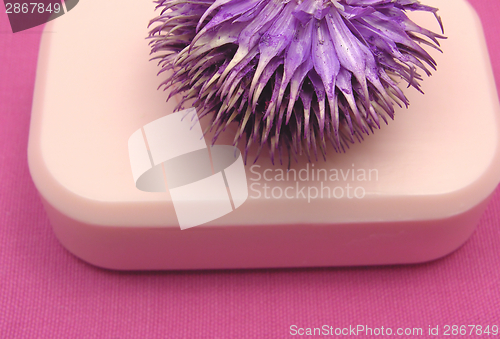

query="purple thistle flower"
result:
[148,0,445,164]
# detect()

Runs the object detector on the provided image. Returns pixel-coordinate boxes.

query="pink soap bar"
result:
[28,0,500,269]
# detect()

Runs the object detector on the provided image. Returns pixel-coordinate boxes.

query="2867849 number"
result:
[5,2,62,14]
[443,325,499,336]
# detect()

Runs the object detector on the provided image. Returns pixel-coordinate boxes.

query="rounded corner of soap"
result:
[28,135,100,226]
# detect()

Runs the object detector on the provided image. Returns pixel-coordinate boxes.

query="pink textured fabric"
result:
[1,1,500,337]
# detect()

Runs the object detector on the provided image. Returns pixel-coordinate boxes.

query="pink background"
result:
[1,1,499,337]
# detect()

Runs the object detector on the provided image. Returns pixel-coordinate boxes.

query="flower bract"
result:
[149,0,445,163]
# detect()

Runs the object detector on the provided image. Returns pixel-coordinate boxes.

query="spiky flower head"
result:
[148,0,445,163]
